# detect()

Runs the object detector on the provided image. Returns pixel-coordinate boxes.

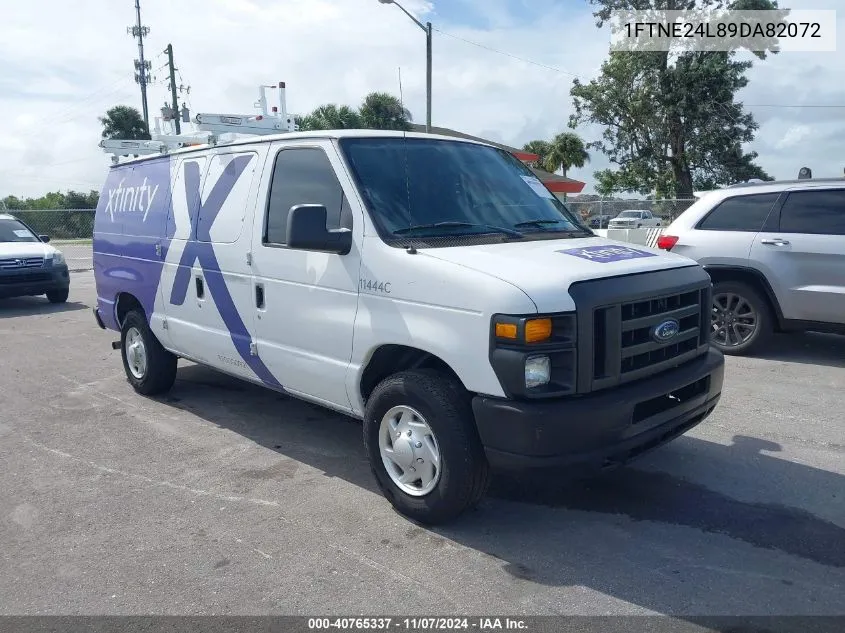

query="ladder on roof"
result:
[100,82,298,163]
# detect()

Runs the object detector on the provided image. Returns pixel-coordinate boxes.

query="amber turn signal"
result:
[495,322,518,339]
[525,318,552,343]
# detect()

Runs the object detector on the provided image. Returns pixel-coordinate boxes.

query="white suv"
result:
[657,179,845,355]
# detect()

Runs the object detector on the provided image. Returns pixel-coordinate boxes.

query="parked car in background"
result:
[657,178,845,355]
[0,213,70,303]
[588,214,611,229]
[608,210,662,229]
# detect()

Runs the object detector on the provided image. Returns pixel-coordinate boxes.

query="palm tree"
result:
[521,140,552,169]
[297,104,362,131]
[99,105,150,140]
[359,92,412,131]
[544,132,589,179]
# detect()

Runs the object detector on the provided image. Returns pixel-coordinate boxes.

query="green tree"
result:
[359,92,412,131]
[571,0,779,198]
[99,105,150,140]
[297,104,362,131]
[521,140,552,169]
[543,132,590,178]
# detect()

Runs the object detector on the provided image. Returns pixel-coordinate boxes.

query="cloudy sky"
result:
[1,0,843,200]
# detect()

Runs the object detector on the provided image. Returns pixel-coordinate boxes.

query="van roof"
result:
[108,128,498,167]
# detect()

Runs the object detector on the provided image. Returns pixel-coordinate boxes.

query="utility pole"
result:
[165,44,180,134]
[378,0,432,132]
[425,21,432,132]
[127,0,151,131]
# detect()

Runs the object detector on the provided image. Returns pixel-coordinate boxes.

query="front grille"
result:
[568,266,713,394]
[619,289,703,375]
[0,272,51,284]
[0,257,44,270]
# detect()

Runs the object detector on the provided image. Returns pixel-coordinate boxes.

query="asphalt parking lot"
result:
[1,271,843,616]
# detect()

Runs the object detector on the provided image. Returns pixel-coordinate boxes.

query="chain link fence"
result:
[11,209,95,271]
[565,198,698,228]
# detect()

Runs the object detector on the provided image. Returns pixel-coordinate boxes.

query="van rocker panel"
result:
[473,347,724,469]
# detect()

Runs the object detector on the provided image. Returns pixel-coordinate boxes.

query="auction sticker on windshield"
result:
[521,175,555,199]
[559,244,658,262]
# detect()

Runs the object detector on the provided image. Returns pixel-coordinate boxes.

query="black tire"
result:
[363,369,490,525]
[710,280,773,356]
[120,310,177,395]
[46,289,69,303]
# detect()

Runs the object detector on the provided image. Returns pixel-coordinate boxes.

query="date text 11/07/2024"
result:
[307,617,528,630]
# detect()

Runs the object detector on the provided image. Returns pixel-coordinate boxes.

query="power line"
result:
[745,103,845,108]
[432,26,585,79]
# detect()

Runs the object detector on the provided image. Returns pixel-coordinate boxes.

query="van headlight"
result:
[489,312,577,398]
[51,252,66,266]
[525,356,551,389]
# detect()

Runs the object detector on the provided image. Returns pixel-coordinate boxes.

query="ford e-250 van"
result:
[93,129,725,524]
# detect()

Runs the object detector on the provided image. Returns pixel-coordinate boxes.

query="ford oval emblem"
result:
[652,318,680,343]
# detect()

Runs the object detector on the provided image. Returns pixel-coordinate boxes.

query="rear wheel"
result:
[710,281,772,355]
[46,289,68,303]
[120,310,177,395]
[363,369,490,525]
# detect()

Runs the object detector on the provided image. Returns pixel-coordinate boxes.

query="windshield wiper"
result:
[513,218,566,229]
[514,218,563,228]
[513,218,592,234]
[393,221,523,238]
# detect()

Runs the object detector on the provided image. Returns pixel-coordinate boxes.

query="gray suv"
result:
[657,179,845,355]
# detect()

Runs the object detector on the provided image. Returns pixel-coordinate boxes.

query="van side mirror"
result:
[39,235,50,243]
[286,204,352,255]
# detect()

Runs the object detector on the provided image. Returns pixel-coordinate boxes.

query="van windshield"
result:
[338,137,591,244]
[0,218,39,243]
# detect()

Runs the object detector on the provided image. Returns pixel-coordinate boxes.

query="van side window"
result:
[264,148,345,245]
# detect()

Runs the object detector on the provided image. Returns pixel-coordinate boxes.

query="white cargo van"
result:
[93,128,724,524]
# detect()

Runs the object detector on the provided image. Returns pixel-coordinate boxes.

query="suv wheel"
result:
[46,289,69,304]
[710,281,772,355]
[363,369,490,525]
[120,310,178,395]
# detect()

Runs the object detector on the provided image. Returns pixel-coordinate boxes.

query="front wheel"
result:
[120,310,178,395]
[363,369,490,525]
[710,281,773,356]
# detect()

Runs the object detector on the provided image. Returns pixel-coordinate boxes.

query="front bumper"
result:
[473,347,724,470]
[0,264,70,299]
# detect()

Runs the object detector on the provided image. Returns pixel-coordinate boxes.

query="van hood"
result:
[0,241,55,259]
[418,235,698,312]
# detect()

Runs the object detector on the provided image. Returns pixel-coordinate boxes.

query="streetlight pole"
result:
[378,0,432,132]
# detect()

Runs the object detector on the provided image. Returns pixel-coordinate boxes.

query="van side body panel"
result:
[93,156,175,332]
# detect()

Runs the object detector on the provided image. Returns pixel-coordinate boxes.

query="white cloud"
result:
[774,124,812,150]
[0,0,843,199]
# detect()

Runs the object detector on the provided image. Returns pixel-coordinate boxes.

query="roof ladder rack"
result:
[100,81,298,163]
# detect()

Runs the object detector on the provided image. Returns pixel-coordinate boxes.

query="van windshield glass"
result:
[338,137,590,241]
[0,218,39,243]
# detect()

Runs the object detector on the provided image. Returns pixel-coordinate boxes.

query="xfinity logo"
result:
[559,244,658,263]
[105,177,160,222]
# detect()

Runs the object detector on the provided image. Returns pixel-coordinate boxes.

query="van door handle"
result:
[255,284,265,309]
[195,276,204,299]
[760,238,790,246]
